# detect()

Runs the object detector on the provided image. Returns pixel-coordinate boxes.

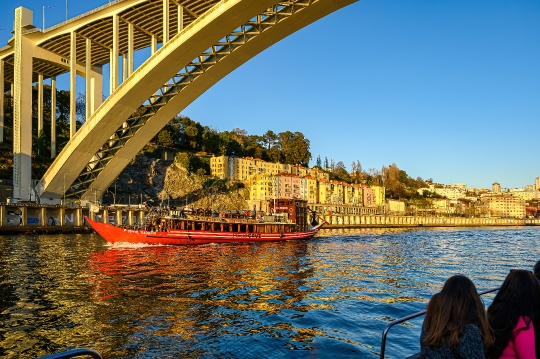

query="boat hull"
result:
[85,217,323,245]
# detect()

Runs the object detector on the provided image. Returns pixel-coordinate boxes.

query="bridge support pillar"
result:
[59,207,65,226]
[163,0,169,44]
[40,207,47,226]
[51,76,56,158]
[75,208,82,226]
[69,31,77,138]
[13,7,34,202]
[0,59,4,143]
[128,210,134,226]
[86,38,92,120]
[0,205,5,226]
[110,14,119,93]
[128,23,134,76]
[21,206,27,226]
[122,54,127,82]
[38,73,43,134]
[116,209,122,226]
[151,35,157,55]
[178,5,184,34]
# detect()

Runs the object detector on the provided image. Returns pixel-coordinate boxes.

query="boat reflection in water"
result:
[85,239,367,357]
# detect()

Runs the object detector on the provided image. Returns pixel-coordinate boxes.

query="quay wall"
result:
[323,214,540,228]
[0,204,538,234]
[0,204,147,234]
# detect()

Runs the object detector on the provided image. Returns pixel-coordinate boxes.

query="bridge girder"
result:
[37,0,357,200]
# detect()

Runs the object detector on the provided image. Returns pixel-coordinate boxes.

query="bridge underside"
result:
[38,0,357,201]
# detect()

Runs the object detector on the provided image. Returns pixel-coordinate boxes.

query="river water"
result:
[0,227,539,358]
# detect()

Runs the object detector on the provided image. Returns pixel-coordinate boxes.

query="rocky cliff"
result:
[115,154,250,210]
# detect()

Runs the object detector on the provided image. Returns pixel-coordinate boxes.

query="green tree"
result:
[277,131,311,166]
[157,129,174,147]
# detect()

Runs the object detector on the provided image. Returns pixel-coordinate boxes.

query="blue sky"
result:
[1,0,539,189]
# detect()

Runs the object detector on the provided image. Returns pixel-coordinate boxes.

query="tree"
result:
[384,163,405,199]
[324,156,329,169]
[201,127,221,154]
[333,161,350,182]
[262,130,277,149]
[316,155,322,168]
[351,160,363,183]
[277,131,311,166]
[36,130,47,157]
[157,129,174,148]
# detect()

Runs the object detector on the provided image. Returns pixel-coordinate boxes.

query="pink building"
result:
[362,186,376,207]
[275,173,301,199]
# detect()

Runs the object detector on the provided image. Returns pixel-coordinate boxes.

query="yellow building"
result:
[318,179,332,204]
[343,183,353,205]
[484,195,526,218]
[330,181,344,204]
[349,184,363,205]
[301,175,318,204]
[211,156,329,183]
[209,155,231,179]
[372,186,386,206]
[249,174,274,202]
[388,199,405,213]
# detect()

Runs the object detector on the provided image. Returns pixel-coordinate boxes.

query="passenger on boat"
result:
[419,275,493,359]
[486,270,540,359]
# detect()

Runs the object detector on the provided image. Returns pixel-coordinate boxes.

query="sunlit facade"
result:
[484,195,526,219]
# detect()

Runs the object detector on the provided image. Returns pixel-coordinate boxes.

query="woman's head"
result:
[424,275,492,348]
[487,269,540,358]
[497,270,540,308]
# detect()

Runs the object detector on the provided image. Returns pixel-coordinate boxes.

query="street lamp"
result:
[65,0,68,21]
[42,6,54,31]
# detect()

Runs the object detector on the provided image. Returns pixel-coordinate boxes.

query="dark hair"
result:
[423,275,493,349]
[487,270,540,359]
[533,260,540,281]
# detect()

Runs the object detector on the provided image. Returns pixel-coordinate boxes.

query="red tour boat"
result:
[86,199,326,246]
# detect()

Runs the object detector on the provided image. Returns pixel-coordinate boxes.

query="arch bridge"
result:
[0,0,357,202]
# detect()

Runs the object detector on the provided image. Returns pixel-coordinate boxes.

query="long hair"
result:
[487,270,540,359]
[423,275,493,349]
[533,260,540,281]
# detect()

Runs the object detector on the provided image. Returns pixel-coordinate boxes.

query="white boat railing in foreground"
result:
[379,287,500,359]
[36,348,102,359]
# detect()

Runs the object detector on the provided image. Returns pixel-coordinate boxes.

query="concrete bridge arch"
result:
[22,0,357,201]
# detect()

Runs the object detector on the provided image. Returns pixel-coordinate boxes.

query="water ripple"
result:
[0,227,539,358]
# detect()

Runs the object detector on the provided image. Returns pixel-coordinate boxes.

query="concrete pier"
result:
[0,203,147,234]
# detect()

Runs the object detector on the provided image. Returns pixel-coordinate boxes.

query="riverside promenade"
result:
[323,213,540,228]
[0,203,537,234]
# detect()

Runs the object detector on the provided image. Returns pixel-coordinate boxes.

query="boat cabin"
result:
[268,198,309,232]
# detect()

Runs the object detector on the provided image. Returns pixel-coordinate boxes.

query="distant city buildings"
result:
[210,156,329,182]
[210,156,538,218]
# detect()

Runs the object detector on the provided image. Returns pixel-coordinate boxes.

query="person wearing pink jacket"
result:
[487,270,540,359]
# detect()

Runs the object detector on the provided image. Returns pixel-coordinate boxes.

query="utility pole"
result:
[42,6,53,31]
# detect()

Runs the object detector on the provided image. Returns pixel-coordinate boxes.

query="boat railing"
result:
[36,348,102,359]
[379,287,499,359]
